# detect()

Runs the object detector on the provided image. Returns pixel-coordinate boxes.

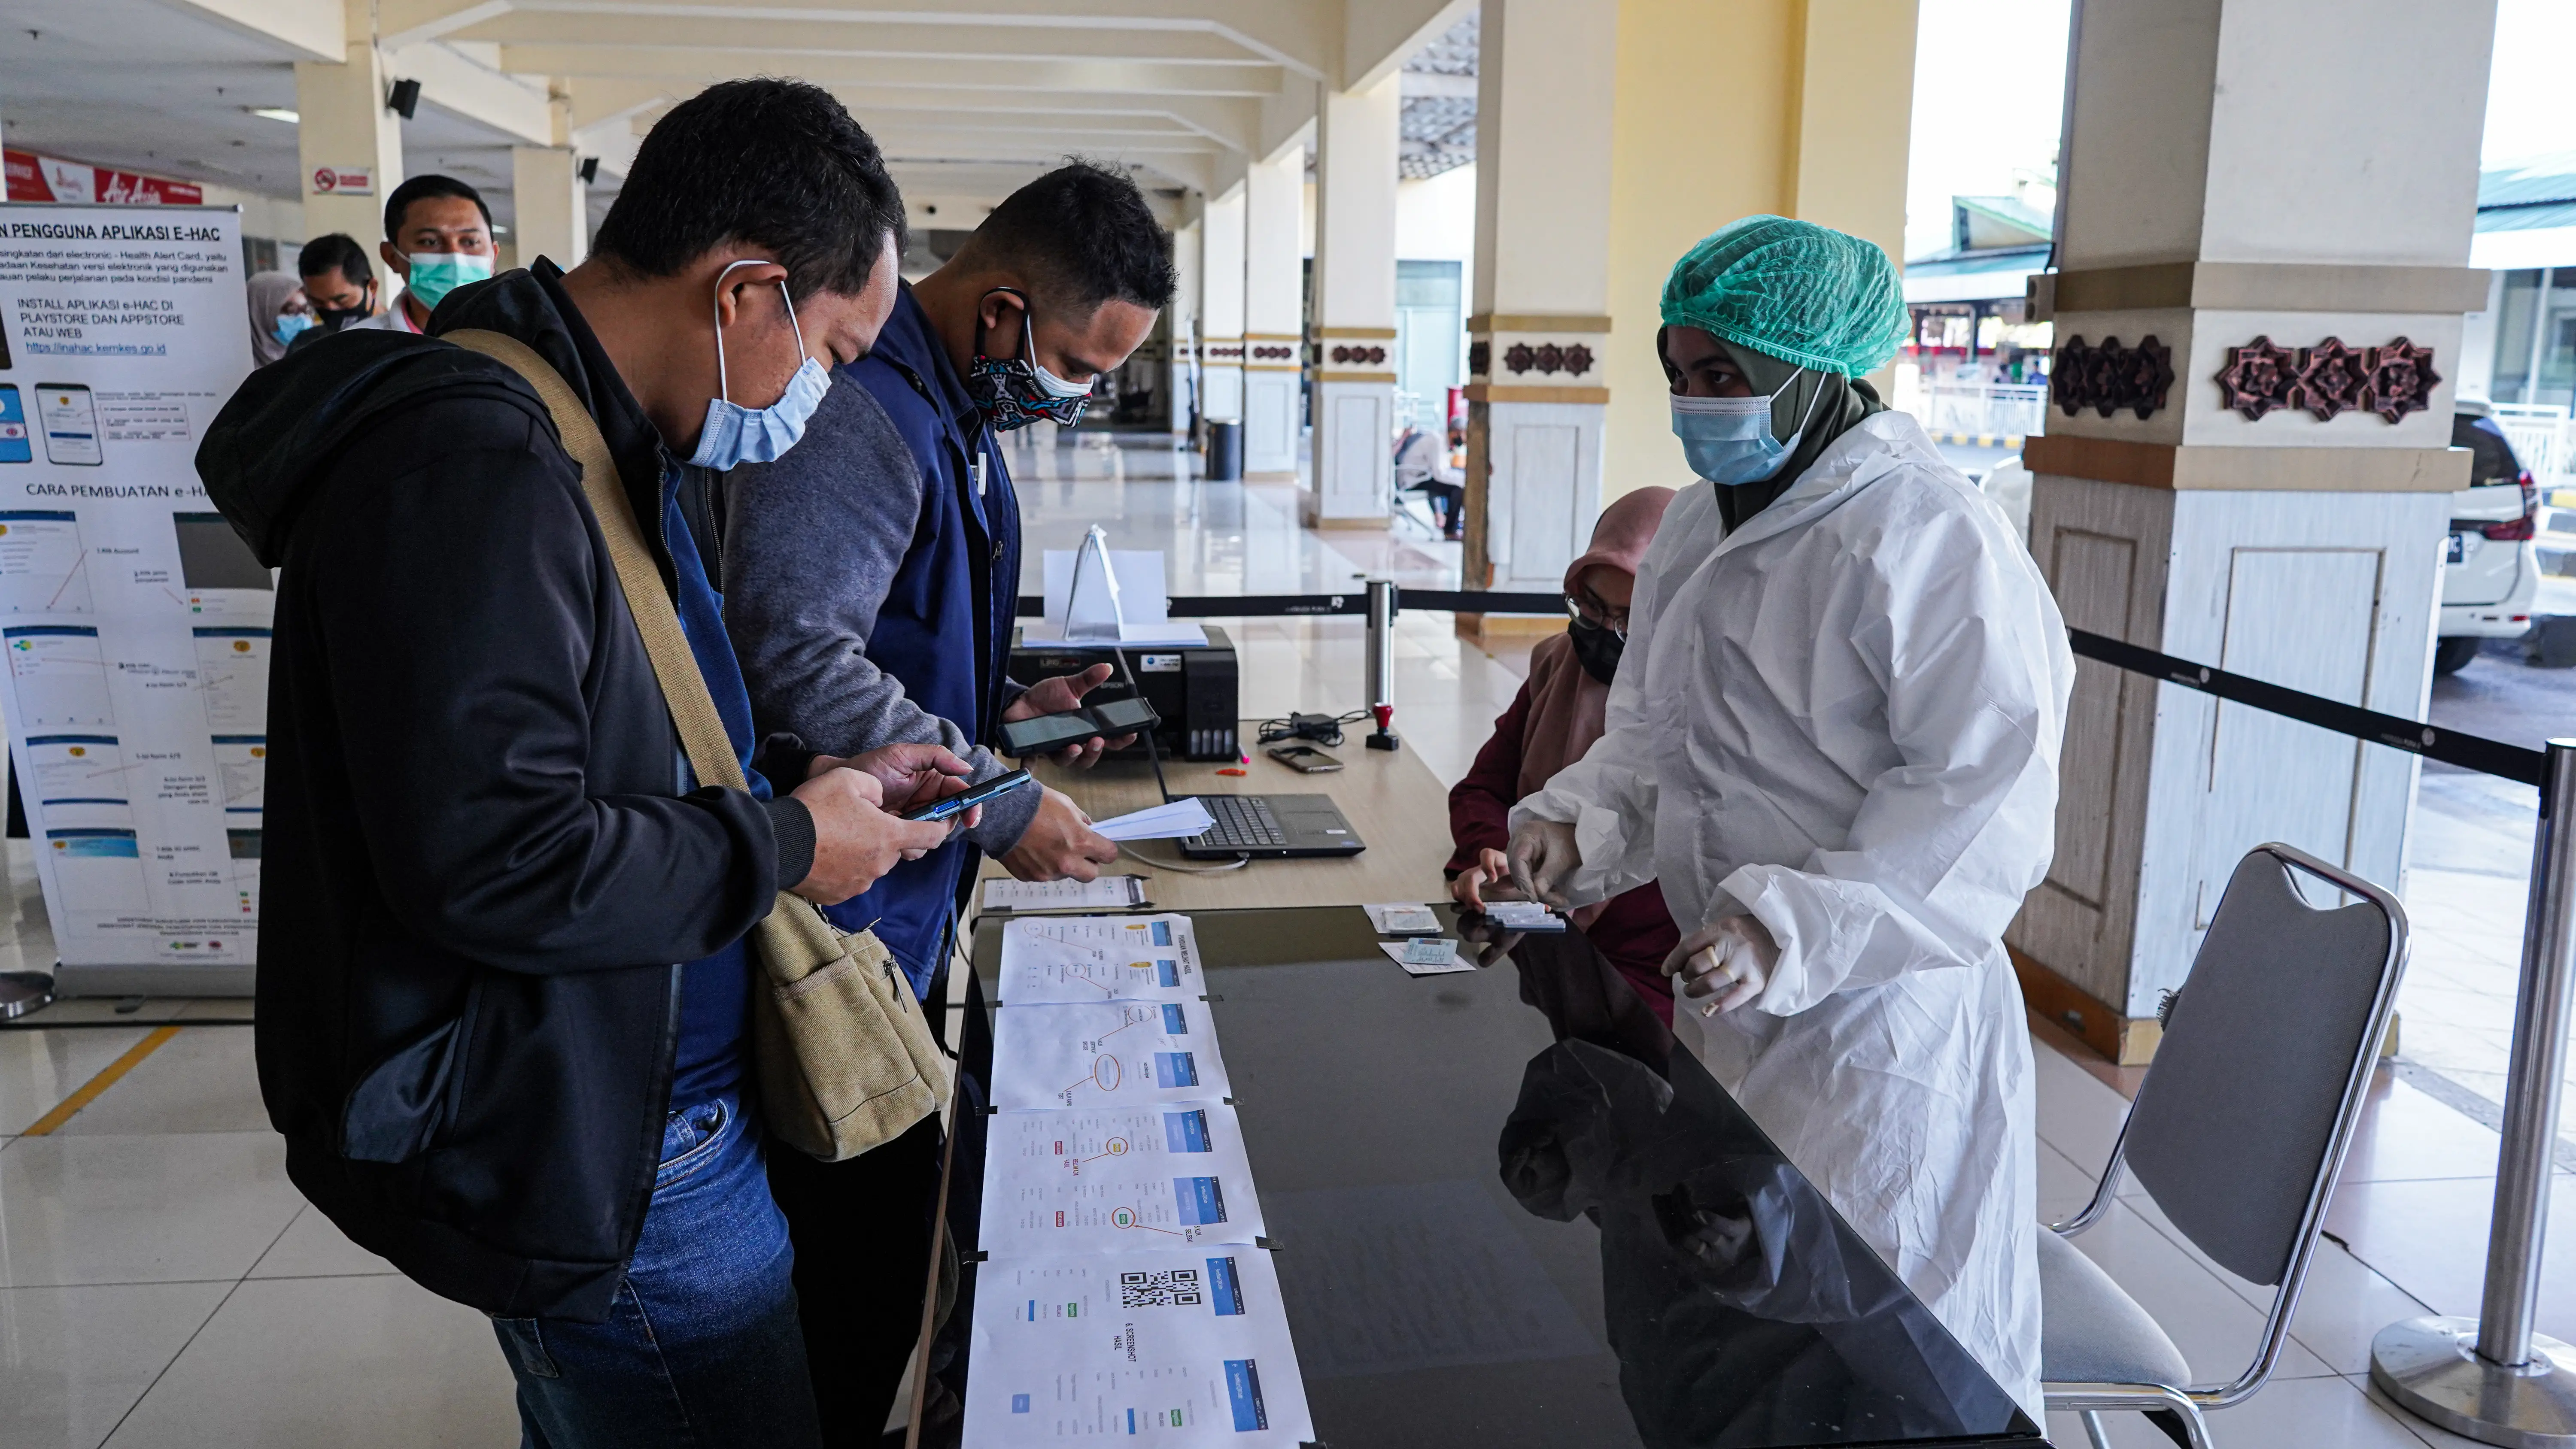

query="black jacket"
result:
[199,264,813,1322]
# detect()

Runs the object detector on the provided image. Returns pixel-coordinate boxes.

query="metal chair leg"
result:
[2079,1409,2114,1449]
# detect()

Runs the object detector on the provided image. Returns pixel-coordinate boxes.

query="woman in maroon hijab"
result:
[1448,486,1681,1022]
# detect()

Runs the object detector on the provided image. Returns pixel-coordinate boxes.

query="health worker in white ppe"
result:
[1505,215,2073,1418]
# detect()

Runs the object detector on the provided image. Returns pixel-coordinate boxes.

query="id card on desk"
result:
[1378,939,1475,976]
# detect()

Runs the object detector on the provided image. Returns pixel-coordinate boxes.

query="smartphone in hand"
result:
[900,769,1035,822]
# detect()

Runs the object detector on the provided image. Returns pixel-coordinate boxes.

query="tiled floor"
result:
[0,429,2561,1446]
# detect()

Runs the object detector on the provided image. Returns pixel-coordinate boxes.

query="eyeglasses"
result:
[1565,591,1629,639]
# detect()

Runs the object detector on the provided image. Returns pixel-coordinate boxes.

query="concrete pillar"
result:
[1464,0,1617,609]
[510,146,587,267]
[1200,185,1247,440]
[1242,145,1307,479]
[1602,0,1917,501]
[1167,218,1202,438]
[2010,0,2497,1063]
[1307,73,1402,528]
[294,3,403,291]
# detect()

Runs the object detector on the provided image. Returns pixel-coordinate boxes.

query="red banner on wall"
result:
[4,149,205,206]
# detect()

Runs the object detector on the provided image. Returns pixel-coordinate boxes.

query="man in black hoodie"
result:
[198,81,953,1448]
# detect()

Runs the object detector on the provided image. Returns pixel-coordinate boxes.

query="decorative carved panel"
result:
[2216,336,2442,423]
[1326,344,1388,365]
[2362,337,2441,423]
[2295,336,2367,421]
[2051,335,2175,420]
[2214,336,2302,421]
[1468,340,1490,377]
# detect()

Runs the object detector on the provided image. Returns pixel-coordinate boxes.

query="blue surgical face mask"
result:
[272,312,315,346]
[402,251,494,312]
[687,261,833,470]
[1669,376,1824,486]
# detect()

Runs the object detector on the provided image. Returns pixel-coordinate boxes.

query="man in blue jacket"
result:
[720,159,1174,1443]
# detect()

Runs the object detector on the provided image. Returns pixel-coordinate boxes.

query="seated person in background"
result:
[1448,486,1680,1021]
[1394,418,1466,538]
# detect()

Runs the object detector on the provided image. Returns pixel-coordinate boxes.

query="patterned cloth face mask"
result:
[966,288,1093,431]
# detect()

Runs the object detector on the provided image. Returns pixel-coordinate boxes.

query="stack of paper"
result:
[1089,797,1216,842]
[971,914,1316,1449]
[982,876,1148,914]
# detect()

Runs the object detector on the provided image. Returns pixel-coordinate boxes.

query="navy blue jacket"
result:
[811,288,1021,986]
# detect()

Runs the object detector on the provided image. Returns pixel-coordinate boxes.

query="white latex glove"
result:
[1662,915,1780,1016]
[1506,818,1582,908]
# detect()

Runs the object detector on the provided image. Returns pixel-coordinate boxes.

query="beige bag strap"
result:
[446,329,746,794]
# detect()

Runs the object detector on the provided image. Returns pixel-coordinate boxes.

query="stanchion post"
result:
[2370,738,2576,1446]
[1363,579,1400,752]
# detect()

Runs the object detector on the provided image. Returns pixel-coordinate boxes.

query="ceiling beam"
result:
[830,88,1256,152]
[1339,0,1469,91]
[448,10,1272,66]
[386,40,556,146]
[158,0,344,62]
[866,122,1220,157]
[441,0,1336,79]
[378,0,513,49]
[495,45,1282,97]
[559,76,681,130]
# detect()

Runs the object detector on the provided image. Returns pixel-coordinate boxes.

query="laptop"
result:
[1117,650,1366,860]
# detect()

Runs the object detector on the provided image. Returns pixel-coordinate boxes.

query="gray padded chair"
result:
[2044,842,2407,1449]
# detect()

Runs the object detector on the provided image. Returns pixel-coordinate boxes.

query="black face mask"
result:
[312,288,376,332]
[1567,615,1625,685]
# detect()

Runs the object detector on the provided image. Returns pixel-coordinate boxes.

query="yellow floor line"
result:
[20,1025,182,1137]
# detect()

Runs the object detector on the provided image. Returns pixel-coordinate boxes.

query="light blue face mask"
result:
[272,312,315,346]
[402,251,495,312]
[1669,375,1824,486]
[687,261,832,470]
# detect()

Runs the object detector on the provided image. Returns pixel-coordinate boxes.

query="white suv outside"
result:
[2439,402,2542,675]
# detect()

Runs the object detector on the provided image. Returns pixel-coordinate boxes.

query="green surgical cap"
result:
[1659,215,1909,377]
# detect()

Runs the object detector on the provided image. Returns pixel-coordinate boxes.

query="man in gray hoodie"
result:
[717,160,1175,1444]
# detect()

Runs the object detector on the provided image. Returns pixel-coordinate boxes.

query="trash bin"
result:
[1205,418,1243,481]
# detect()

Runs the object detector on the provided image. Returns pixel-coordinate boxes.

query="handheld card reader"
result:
[900,768,1035,822]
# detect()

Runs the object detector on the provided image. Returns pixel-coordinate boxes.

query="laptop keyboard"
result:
[1188,795,1287,849]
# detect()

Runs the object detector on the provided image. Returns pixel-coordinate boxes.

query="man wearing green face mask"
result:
[337,173,498,336]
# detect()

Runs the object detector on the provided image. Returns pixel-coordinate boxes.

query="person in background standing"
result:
[341,174,498,335]
[286,233,380,353]
[246,271,310,366]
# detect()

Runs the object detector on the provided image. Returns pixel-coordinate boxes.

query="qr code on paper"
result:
[1118,1268,1204,1307]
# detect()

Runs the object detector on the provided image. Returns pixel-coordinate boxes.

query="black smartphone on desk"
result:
[901,769,1034,822]
[1266,744,1343,773]
[998,695,1160,757]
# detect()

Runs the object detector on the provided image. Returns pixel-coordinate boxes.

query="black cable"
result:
[1255,709,1369,747]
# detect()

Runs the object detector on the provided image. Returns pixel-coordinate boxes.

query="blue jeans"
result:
[492,1094,823,1449]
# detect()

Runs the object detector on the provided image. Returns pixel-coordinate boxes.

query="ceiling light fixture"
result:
[248,107,299,124]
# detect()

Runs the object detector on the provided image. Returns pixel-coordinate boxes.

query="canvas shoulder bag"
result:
[447,328,948,1162]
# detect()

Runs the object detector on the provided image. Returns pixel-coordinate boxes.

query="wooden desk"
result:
[971,721,1456,911]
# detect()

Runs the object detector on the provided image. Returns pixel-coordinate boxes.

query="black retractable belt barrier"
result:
[1012,589,1566,619]
[2065,627,2547,788]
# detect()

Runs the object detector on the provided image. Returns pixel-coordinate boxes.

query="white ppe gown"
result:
[1513,411,2072,1420]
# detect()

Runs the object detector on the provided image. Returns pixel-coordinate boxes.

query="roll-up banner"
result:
[0,203,262,994]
